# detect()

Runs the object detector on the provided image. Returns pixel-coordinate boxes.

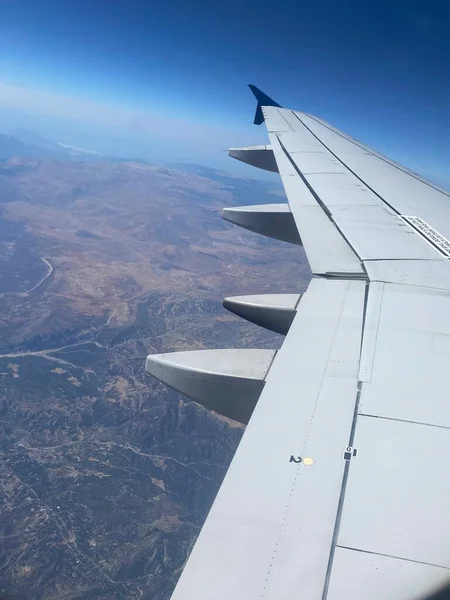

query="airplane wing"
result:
[146,86,450,600]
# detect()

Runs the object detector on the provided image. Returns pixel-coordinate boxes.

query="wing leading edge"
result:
[146,86,450,600]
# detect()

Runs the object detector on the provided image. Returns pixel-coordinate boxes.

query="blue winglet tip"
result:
[248,84,281,125]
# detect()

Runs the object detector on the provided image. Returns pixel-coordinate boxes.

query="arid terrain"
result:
[0,154,310,599]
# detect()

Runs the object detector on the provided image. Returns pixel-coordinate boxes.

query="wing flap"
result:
[338,416,450,567]
[359,283,450,426]
[171,279,366,600]
[324,282,450,600]
[269,130,365,275]
[327,547,450,600]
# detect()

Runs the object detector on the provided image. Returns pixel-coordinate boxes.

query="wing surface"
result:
[172,278,367,600]
[155,88,450,600]
[263,105,450,277]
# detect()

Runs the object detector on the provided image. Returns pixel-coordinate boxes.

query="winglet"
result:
[248,84,282,125]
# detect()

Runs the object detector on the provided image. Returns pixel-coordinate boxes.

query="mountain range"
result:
[0,135,308,599]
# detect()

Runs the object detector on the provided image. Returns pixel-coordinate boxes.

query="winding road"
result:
[0,256,54,298]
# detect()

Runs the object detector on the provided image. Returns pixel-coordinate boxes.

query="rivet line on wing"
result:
[260,282,351,599]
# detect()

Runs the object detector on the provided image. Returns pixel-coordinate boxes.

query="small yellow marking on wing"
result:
[303,457,314,466]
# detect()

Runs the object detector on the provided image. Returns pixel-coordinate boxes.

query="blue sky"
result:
[0,0,449,184]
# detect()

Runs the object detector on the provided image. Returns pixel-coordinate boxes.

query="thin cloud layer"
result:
[0,81,264,151]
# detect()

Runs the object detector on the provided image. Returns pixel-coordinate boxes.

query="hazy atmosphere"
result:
[0,2,449,599]
[1,0,449,182]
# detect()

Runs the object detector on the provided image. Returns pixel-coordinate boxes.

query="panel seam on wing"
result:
[291,112,404,219]
[321,281,369,600]
[260,281,352,598]
[303,112,450,199]
[275,134,368,275]
[335,545,450,571]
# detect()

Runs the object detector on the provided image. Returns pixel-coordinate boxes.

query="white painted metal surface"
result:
[264,109,296,133]
[338,416,450,567]
[145,349,275,424]
[365,259,450,290]
[401,216,450,257]
[228,145,278,172]
[292,206,365,274]
[300,172,380,207]
[358,281,384,383]
[148,87,450,600]
[223,293,300,334]
[291,110,450,240]
[332,205,439,260]
[224,293,300,309]
[275,130,323,153]
[359,283,450,427]
[260,101,450,600]
[268,134,364,275]
[265,106,447,264]
[288,150,346,174]
[222,203,301,245]
[170,279,366,600]
[327,547,450,600]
